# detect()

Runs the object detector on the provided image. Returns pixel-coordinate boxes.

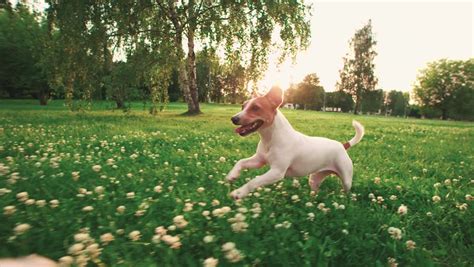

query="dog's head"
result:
[231,86,283,136]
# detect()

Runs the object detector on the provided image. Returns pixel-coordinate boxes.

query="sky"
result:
[259,1,473,92]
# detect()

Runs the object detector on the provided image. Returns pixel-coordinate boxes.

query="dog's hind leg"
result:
[308,170,336,192]
[334,154,353,192]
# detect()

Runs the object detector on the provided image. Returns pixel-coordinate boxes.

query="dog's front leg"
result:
[226,154,265,182]
[230,166,287,200]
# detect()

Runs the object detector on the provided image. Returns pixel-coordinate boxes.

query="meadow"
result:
[0,100,472,266]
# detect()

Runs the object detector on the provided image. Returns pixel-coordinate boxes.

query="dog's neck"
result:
[258,110,294,145]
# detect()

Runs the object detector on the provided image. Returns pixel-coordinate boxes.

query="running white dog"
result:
[226,87,364,200]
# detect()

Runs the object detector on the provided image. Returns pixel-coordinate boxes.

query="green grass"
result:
[0,99,473,266]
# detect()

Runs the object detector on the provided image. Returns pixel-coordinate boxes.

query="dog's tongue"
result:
[235,126,246,134]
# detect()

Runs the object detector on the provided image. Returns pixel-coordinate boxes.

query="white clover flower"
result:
[16,191,29,202]
[292,179,300,188]
[388,227,402,240]
[128,230,141,241]
[282,221,292,229]
[35,199,46,207]
[388,257,398,267]
[25,199,35,205]
[432,195,441,203]
[161,235,181,249]
[3,205,16,216]
[92,165,102,172]
[374,177,381,184]
[203,257,219,267]
[433,182,441,188]
[406,240,416,250]
[368,193,375,199]
[173,215,189,229]
[291,195,300,202]
[376,196,384,203]
[342,229,349,235]
[465,194,473,201]
[100,233,114,244]
[397,204,408,215]
[154,185,162,193]
[49,199,59,208]
[74,233,90,243]
[82,206,94,212]
[59,256,74,266]
[456,203,468,211]
[155,226,167,236]
[225,248,243,263]
[219,157,226,163]
[152,234,161,244]
[168,225,177,231]
[222,242,236,252]
[94,186,104,194]
[389,195,398,201]
[106,158,115,165]
[203,235,214,243]
[307,212,315,221]
[183,203,193,212]
[68,243,85,255]
[71,171,80,181]
[14,223,31,235]
[305,202,314,207]
[211,199,220,206]
[126,192,135,199]
[0,188,12,196]
[116,205,126,213]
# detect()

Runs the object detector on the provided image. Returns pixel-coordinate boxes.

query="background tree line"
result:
[0,2,472,120]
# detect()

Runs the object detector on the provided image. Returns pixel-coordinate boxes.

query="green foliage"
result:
[0,100,473,266]
[47,1,311,114]
[325,91,354,112]
[0,4,50,104]
[385,90,409,117]
[102,62,139,110]
[361,89,384,114]
[414,59,474,120]
[286,73,325,110]
[336,20,378,114]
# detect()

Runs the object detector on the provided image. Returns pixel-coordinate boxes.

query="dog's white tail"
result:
[343,120,365,150]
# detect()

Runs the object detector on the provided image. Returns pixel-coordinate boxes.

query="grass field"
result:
[0,99,473,266]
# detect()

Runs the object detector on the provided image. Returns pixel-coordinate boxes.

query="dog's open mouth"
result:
[235,120,264,136]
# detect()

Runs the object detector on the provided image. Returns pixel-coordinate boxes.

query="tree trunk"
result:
[115,98,125,109]
[441,109,448,120]
[353,96,360,114]
[185,26,201,115]
[38,90,49,106]
[174,32,196,114]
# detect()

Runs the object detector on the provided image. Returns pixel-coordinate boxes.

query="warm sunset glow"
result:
[257,1,472,93]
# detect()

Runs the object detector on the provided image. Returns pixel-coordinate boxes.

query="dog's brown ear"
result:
[265,86,283,108]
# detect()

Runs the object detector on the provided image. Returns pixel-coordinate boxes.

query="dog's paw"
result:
[226,171,239,182]
[230,186,249,200]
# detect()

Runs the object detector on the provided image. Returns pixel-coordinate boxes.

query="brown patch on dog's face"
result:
[231,87,283,136]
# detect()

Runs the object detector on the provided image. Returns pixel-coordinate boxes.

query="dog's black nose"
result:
[231,116,240,125]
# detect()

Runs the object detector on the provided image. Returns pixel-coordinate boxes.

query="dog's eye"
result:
[252,105,260,111]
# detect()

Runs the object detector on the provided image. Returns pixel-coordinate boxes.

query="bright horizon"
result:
[258,1,473,93]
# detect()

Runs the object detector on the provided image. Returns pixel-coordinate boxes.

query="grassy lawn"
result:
[0,99,473,266]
